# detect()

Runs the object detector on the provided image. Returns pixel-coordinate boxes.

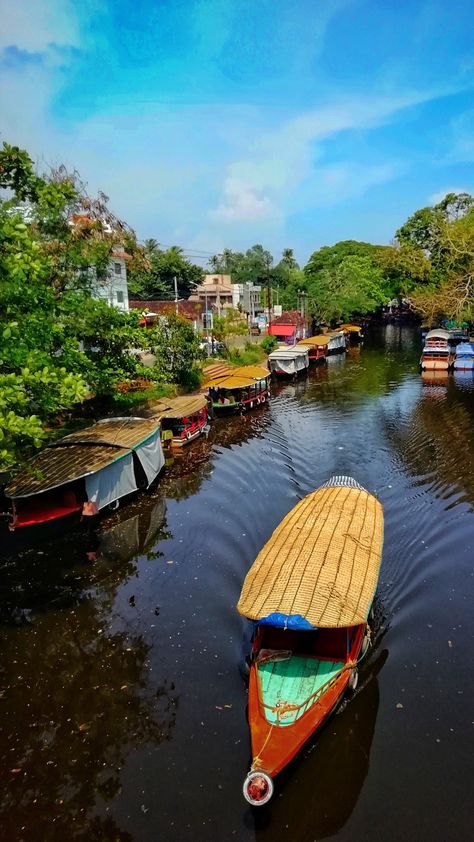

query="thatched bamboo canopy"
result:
[237,479,384,628]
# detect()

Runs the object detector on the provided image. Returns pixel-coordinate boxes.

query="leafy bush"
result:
[261,335,278,354]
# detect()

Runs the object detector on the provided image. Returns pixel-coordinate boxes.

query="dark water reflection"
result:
[1,327,474,841]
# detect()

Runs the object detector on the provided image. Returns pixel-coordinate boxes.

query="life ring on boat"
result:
[260,394,266,403]
[108,499,120,512]
[186,431,191,440]
[243,771,274,806]
[348,667,358,693]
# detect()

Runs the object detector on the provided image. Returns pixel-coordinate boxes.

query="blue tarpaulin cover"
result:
[257,612,316,630]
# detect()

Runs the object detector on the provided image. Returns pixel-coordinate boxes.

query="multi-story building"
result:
[188,274,234,314]
[232,283,262,321]
[91,250,130,312]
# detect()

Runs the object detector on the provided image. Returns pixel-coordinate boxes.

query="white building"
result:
[91,251,130,312]
[232,283,262,321]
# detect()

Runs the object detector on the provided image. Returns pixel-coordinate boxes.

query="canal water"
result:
[0,326,473,842]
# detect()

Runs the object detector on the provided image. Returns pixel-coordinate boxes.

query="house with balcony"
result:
[188,274,234,314]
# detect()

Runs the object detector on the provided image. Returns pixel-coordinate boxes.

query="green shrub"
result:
[261,335,278,354]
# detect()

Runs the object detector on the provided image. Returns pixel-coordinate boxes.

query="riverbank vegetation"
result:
[2,139,474,469]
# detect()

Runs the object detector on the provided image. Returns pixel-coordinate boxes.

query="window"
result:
[116,290,124,303]
[114,262,122,275]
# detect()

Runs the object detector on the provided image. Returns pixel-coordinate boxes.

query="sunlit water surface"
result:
[0,326,473,842]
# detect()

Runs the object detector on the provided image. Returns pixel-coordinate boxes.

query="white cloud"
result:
[208,90,439,224]
[0,0,80,52]
[210,176,280,222]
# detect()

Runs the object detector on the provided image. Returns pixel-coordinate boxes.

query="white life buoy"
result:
[260,394,266,403]
[186,430,191,440]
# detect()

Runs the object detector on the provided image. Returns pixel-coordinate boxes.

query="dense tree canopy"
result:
[0,143,202,469]
[127,240,204,300]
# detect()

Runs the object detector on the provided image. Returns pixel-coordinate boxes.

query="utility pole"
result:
[266,255,272,335]
[174,275,178,315]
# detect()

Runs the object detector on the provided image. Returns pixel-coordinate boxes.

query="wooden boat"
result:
[453,342,474,371]
[326,330,347,354]
[267,346,310,377]
[420,329,455,370]
[152,395,209,448]
[296,335,329,364]
[237,475,384,806]
[4,416,165,531]
[203,365,270,416]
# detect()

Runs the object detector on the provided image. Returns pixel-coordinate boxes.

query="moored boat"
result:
[326,330,347,354]
[296,334,329,363]
[203,365,271,416]
[453,342,474,370]
[153,395,209,447]
[267,345,309,377]
[237,475,384,805]
[4,416,165,531]
[420,329,455,370]
[339,323,364,342]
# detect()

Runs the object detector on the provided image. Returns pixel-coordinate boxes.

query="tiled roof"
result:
[129,300,204,319]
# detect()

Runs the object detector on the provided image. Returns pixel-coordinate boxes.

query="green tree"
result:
[128,243,203,300]
[150,313,202,389]
[306,256,388,323]
[0,142,148,468]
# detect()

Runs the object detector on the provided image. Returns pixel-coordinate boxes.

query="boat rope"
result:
[251,724,275,771]
[257,659,357,721]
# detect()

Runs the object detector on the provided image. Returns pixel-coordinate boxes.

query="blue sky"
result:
[2,0,474,264]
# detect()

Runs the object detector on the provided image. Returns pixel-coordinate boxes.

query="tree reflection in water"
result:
[0,496,178,839]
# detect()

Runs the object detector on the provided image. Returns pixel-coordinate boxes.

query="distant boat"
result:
[267,345,310,377]
[296,334,329,364]
[4,416,165,531]
[203,365,271,416]
[237,476,384,806]
[453,342,474,371]
[420,329,455,370]
[339,323,364,342]
[326,330,347,354]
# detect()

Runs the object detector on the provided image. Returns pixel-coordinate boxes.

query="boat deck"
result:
[258,655,343,725]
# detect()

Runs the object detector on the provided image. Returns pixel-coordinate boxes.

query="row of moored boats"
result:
[3,326,362,535]
[420,328,474,371]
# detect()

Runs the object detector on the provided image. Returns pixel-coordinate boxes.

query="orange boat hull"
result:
[247,624,365,779]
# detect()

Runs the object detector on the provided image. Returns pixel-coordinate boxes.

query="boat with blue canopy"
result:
[453,342,474,370]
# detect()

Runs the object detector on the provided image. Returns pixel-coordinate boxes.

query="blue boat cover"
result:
[257,612,316,630]
[456,342,474,357]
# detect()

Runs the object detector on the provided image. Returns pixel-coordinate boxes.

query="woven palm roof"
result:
[297,335,330,346]
[202,364,270,389]
[237,483,384,628]
[339,324,363,333]
[232,365,270,380]
[6,417,160,499]
[153,395,208,418]
[207,374,263,389]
